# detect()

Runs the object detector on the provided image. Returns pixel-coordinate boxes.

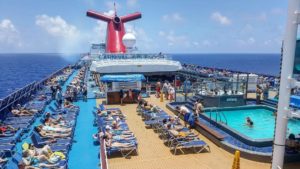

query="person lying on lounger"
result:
[95,127,134,142]
[111,119,127,130]
[11,108,35,116]
[0,123,17,133]
[37,125,72,134]
[35,126,71,138]
[0,158,7,164]
[102,135,135,148]
[19,150,64,169]
[63,100,76,109]
[37,95,47,101]
[142,101,151,111]
[106,125,133,135]
[44,113,72,128]
[97,109,123,117]
[0,129,15,137]
[25,144,53,158]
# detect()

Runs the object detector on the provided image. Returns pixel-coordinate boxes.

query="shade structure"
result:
[100,74,145,82]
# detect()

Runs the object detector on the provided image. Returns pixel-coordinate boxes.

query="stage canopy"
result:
[100,74,146,82]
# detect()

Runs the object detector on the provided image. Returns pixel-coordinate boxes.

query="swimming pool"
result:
[204,106,300,140]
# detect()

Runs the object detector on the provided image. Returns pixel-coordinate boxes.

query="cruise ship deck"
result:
[99,95,300,169]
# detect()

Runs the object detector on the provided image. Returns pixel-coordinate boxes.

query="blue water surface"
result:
[205,107,300,140]
[172,53,280,76]
[0,53,280,98]
[0,53,78,98]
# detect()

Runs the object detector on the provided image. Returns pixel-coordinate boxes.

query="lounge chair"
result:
[171,139,210,155]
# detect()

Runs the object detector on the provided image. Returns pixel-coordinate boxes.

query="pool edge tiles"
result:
[68,99,99,169]
[203,105,277,147]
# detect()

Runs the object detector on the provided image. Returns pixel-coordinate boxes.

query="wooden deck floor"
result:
[101,95,300,169]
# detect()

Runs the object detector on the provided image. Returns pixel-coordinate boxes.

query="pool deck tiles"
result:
[102,95,291,169]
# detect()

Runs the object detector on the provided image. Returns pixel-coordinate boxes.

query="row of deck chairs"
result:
[0,86,60,169]
[0,68,75,169]
[94,105,138,158]
[137,105,210,155]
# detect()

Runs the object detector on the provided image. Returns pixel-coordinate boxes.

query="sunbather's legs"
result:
[111,142,134,148]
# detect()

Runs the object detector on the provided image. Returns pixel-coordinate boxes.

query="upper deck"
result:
[89,53,182,74]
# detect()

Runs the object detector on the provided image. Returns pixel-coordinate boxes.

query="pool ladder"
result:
[209,109,228,125]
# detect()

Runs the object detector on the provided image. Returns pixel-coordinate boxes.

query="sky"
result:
[0,0,288,53]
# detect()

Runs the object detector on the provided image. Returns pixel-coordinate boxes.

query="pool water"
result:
[205,107,300,140]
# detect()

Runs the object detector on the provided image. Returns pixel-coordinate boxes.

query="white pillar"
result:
[271,0,300,169]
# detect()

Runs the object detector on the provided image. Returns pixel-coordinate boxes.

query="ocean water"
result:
[0,53,280,98]
[172,53,280,76]
[0,54,78,98]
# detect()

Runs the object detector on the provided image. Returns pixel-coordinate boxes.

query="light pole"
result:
[271,0,300,169]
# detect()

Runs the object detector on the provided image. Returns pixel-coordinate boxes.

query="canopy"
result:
[100,74,145,82]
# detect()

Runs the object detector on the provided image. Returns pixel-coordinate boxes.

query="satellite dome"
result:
[122,33,136,48]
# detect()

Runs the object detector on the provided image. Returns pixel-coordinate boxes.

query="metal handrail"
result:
[210,108,228,125]
[220,111,228,125]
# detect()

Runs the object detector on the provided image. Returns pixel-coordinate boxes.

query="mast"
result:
[271,0,300,169]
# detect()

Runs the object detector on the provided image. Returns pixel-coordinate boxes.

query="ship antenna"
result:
[114,2,117,16]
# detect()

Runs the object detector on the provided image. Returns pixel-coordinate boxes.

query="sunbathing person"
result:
[44,113,72,128]
[64,100,76,109]
[150,104,159,113]
[26,144,53,158]
[142,102,151,111]
[0,123,17,133]
[97,110,124,117]
[19,150,63,169]
[38,124,72,133]
[43,113,55,124]
[37,95,47,101]
[0,158,7,164]
[11,108,34,116]
[35,126,71,138]
[55,113,74,127]
[96,127,134,141]
[106,125,133,135]
[103,135,135,148]
[0,130,15,137]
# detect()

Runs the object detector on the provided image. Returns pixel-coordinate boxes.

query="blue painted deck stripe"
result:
[68,99,99,169]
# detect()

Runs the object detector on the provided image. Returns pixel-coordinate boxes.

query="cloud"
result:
[125,23,154,51]
[264,38,282,46]
[162,13,184,23]
[92,21,107,43]
[211,12,231,25]
[159,30,190,47]
[193,41,200,47]
[241,24,253,34]
[127,0,138,8]
[257,12,267,21]
[104,10,115,16]
[35,14,84,55]
[202,40,212,46]
[35,15,79,39]
[105,1,121,11]
[237,37,256,45]
[270,8,285,15]
[0,19,22,47]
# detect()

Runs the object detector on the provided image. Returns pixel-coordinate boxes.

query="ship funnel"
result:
[87,9,141,53]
